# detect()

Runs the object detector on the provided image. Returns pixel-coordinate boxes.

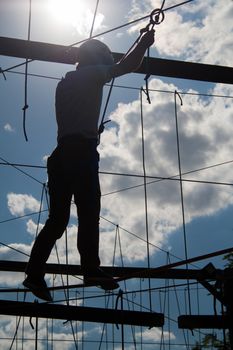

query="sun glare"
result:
[48,0,104,35]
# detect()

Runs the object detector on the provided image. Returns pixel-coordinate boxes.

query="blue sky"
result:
[1,0,233,349]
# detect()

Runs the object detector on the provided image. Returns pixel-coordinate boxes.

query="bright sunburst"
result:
[48,0,104,35]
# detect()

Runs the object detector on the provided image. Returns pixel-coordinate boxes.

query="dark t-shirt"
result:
[55,64,114,141]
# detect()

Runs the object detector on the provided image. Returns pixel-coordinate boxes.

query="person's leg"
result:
[74,147,101,269]
[25,149,72,278]
[73,143,119,290]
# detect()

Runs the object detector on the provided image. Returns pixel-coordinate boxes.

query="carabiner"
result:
[149,8,165,26]
[140,7,165,34]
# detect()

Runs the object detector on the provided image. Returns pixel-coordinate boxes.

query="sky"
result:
[0,0,233,349]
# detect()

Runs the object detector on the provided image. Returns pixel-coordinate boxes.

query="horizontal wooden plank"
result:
[0,299,164,326]
[178,315,230,329]
[0,260,222,280]
[0,36,233,84]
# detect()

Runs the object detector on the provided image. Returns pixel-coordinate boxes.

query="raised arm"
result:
[111,29,155,78]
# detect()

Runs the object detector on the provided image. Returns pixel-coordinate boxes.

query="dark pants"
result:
[26,136,101,277]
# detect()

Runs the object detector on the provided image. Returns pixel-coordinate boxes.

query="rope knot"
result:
[0,67,7,81]
[22,104,29,111]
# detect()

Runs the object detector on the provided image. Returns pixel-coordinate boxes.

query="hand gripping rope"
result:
[140,7,165,34]
[121,7,165,62]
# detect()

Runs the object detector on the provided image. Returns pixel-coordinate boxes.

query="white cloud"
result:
[0,242,30,262]
[7,193,41,216]
[26,219,44,236]
[0,316,86,350]
[98,78,233,263]
[136,327,176,341]
[4,123,14,132]
[48,0,106,36]
[42,154,49,163]
[128,0,233,65]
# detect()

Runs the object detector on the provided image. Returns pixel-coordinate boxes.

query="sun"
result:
[48,0,104,35]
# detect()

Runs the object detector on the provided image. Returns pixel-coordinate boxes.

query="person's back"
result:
[56,64,113,141]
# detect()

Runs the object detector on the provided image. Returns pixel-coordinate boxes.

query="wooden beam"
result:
[0,36,233,84]
[178,315,229,329]
[0,299,164,327]
[0,260,210,280]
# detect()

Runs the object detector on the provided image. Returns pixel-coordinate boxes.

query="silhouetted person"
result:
[23,29,155,301]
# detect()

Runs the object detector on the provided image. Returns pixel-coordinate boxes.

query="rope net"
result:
[1,0,233,349]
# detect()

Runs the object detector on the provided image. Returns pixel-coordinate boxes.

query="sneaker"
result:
[83,267,119,291]
[23,275,53,302]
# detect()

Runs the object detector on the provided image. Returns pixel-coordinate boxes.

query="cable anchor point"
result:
[140,8,165,34]
[0,67,7,81]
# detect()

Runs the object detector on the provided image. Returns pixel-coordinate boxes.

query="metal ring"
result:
[150,8,165,25]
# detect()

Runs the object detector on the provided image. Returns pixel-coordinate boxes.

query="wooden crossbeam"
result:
[0,36,233,84]
[0,300,164,327]
[178,315,229,329]
[0,260,208,280]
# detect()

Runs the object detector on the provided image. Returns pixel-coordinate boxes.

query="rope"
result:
[97,3,166,141]
[143,0,167,104]
[0,241,29,257]
[174,90,192,316]
[22,0,32,141]
[9,315,22,350]
[89,0,100,38]
[0,156,44,185]
[115,226,138,349]
[167,252,190,348]
[98,77,115,143]
[0,67,7,80]
[140,88,153,312]
[68,0,194,49]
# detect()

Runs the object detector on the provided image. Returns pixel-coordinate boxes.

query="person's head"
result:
[77,39,114,67]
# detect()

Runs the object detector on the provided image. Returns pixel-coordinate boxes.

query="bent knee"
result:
[45,217,69,238]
